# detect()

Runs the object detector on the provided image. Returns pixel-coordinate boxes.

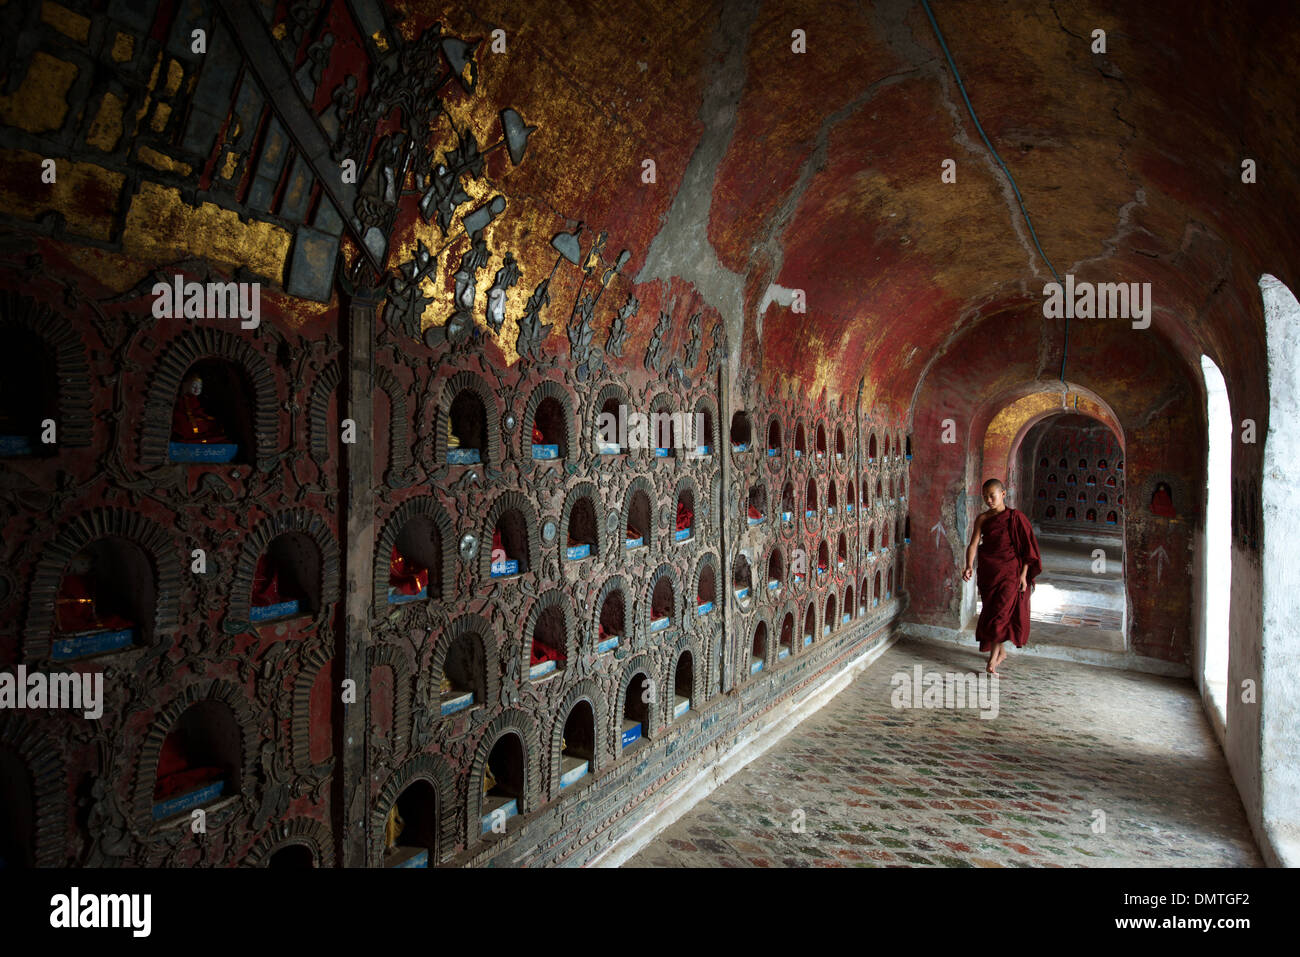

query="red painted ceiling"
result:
[391,0,1298,416]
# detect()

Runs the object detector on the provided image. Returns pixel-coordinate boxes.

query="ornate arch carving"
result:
[429,612,501,713]
[372,752,457,865]
[435,370,500,466]
[548,678,605,799]
[366,644,413,761]
[615,654,658,745]
[244,816,336,867]
[228,508,340,627]
[591,574,632,649]
[373,364,415,486]
[139,326,279,469]
[479,490,540,582]
[373,495,455,606]
[521,588,577,676]
[559,481,603,565]
[131,678,259,833]
[0,715,68,866]
[522,378,578,461]
[672,474,702,541]
[467,710,541,841]
[290,643,337,776]
[0,290,92,447]
[307,357,341,465]
[23,507,180,661]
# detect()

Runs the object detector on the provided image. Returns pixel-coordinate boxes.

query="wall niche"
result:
[730,411,752,452]
[781,481,795,524]
[442,373,499,466]
[621,671,651,751]
[386,516,442,605]
[480,733,525,836]
[594,384,629,455]
[152,700,241,823]
[675,485,695,542]
[168,359,254,464]
[624,485,652,551]
[733,552,753,603]
[648,569,676,634]
[595,578,627,653]
[696,560,717,616]
[383,780,439,868]
[693,397,718,455]
[527,593,572,680]
[250,533,321,623]
[563,486,601,562]
[524,384,573,461]
[559,701,596,789]
[672,652,694,719]
[0,323,58,458]
[53,537,154,660]
[750,620,767,675]
[767,546,785,594]
[767,418,782,456]
[778,611,794,659]
[489,508,530,578]
[436,623,490,717]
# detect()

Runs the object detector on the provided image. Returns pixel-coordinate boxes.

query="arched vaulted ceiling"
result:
[382,0,1300,414]
[10,0,1295,420]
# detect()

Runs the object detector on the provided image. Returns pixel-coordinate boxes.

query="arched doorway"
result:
[1002,410,1127,652]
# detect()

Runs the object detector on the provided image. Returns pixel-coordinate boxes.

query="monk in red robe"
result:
[962,479,1041,674]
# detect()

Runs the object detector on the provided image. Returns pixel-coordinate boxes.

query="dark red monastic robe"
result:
[975,507,1042,651]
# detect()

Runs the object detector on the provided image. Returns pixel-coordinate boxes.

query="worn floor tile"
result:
[627,638,1259,868]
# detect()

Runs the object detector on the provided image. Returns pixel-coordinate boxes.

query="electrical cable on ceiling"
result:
[918,0,1070,384]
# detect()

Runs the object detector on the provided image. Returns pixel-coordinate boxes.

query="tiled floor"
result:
[626,638,1259,867]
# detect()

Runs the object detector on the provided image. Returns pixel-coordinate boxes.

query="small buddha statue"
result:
[388,545,428,596]
[439,674,452,695]
[250,552,283,607]
[747,503,762,521]
[483,764,498,795]
[676,500,693,532]
[56,554,131,634]
[384,804,404,852]
[1151,482,1176,518]
[171,374,231,444]
[447,417,461,448]
[532,423,545,445]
